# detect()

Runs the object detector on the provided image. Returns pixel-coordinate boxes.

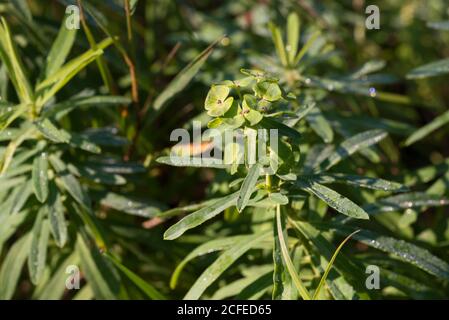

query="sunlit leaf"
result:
[297,179,369,219]
[237,163,261,212]
[32,152,49,203]
[164,191,239,240]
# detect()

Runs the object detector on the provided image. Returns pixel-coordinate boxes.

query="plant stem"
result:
[266,174,272,193]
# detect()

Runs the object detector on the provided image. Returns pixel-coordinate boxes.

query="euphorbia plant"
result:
[0,16,166,300]
[158,17,449,299]
[158,68,415,299]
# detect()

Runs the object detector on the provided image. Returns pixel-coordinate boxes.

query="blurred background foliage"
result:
[0,0,448,299]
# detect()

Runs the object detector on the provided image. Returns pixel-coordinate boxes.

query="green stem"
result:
[266,174,272,193]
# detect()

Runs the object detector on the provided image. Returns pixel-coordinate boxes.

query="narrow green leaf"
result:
[76,235,121,300]
[28,207,50,285]
[32,152,49,203]
[44,13,78,77]
[34,118,70,143]
[36,252,78,299]
[287,13,300,64]
[273,207,287,300]
[297,180,369,219]
[294,30,320,65]
[404,110,449,146]
[164,191,239,240]
[153,37,222,112]
[275,205,311,300]
[100,192,164,218]
[1,127,40,175]
[49,155,91,212]
[69,132,102,154]
[42,95,131,118]
[0,103,29,132]
[0,234,31,299]
[156,156,230,169]
[47,184,68,248]
[104,253,166,300]
[35,119,100,153]
[237,163,261,212]
[323,224,449,281]
[319,129,387,171]
[407,58,449,79]
[71,202,107,252]
[268,23,288,66]
[170,235,257,289]
[306,107,334,143]
[363,192,449,215]
[292,101,316,123]
[0,18,34,104]
[290,220,369,296]
[350,60,386,78]
[212,270,272,300]
[36,38,113,108]
[69,164,126,185]
[237,271,273,299]
[0,210,28,256]
[184,230,271,300]
[8,179,33,214]
[312,230,359,299]
[308,174,408,192]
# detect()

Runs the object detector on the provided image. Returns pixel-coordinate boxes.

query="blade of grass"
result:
[276,205,311,300]
[312,230,359,299]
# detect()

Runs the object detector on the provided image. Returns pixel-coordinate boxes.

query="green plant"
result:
[1,0,449,301]
[158,13,449,300]
[0,14,165,299]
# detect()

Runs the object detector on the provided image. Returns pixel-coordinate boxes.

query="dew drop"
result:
[369,87,377,97]
[304,78,311,85]
[127,201,133,207]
